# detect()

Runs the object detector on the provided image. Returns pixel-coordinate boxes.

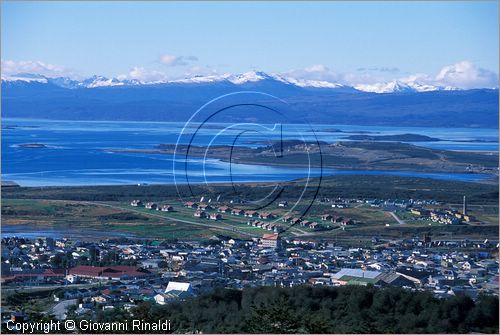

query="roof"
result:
[262,234,279,240]
[70,265,103,277]
[70,265,149,278]
[332,268,381,280]
[377,272,401,284]
[165,281,192,293]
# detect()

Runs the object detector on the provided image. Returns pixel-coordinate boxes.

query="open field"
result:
[2,175,498,244]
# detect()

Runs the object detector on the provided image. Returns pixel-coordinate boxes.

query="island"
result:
[106,140,499,178]
[18,143,48,149]
[344,133,441,142]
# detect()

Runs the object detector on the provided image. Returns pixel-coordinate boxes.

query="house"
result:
[290,218,301,225]
[321,214,332,221]
[209,213,222,220]
[160,205,174,212]
[198,204,212,211]
[184,202,197,208]
[154,293,170,305]
[278,201,288,207]
[259,212,275,220]
[261,234,281,249]
[145,202,158,210]
[217,206,230,213]
[245,211,259,218]
[231,209,244,216]
[301,220,311,227]
[194,211,207,218]
[341,218,353,226]
[130,200,143,207]
[282,216,293,223]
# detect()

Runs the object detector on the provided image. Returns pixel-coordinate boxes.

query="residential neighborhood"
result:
[1,225,498,322]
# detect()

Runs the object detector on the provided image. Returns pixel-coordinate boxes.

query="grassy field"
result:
[2,175,498,244]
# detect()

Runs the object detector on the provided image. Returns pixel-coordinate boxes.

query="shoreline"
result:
[104,148,499,181]
[2,169,498,189]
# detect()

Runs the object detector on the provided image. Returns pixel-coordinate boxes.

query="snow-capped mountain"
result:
[2,70,497,128]
[1,70,456,93]
[354,80,454,93]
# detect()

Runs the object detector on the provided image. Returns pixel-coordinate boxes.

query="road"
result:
[389,211,406,225]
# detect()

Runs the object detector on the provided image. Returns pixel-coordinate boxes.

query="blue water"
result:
[2,118,498,186]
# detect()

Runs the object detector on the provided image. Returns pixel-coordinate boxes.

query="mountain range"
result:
[2,70,460,92]
[2,71,498,128]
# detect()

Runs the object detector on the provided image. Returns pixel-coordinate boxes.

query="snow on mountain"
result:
[278,77,344,89]
[170,74,230,84]
[79,75,126,88]
[2,71,464,93]
[353,80,456,93]
[1,73,48,83]
[227,71,271,84]
[355,80,415,93]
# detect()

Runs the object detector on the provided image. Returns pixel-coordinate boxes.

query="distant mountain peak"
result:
[1,70,467,93]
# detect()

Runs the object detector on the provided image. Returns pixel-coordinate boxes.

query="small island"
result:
[309,128,378,134]
[344,133,441,142]
[18,143,48,149]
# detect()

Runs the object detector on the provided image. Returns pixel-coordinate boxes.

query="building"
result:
[194,211,207,218]
[198,204,212,211]
[217,206,230,213]
[209,213,222,220]
[145,202,158,210]
[321,214,332,221]
[155,282,193,305]
[261,234,281,249]
[69,265,150,280]
[259,212,275,220]
[231,209,244,216]
[160,205,174,212]
[245,211,259,218]
[184,202,197,208]
[130,200,143,207]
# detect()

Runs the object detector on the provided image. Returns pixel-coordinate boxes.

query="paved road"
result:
[52,299,77,320]
[389,211,406,225]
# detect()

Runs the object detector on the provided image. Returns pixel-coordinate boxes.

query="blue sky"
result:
[1,1,498,88]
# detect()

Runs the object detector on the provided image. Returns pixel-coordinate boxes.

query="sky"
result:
[1,1,499,88]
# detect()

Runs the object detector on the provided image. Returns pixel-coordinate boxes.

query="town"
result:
[2,192,498,325]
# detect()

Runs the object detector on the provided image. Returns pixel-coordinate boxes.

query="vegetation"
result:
[74,285,499,334]
[2,175,498,205]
